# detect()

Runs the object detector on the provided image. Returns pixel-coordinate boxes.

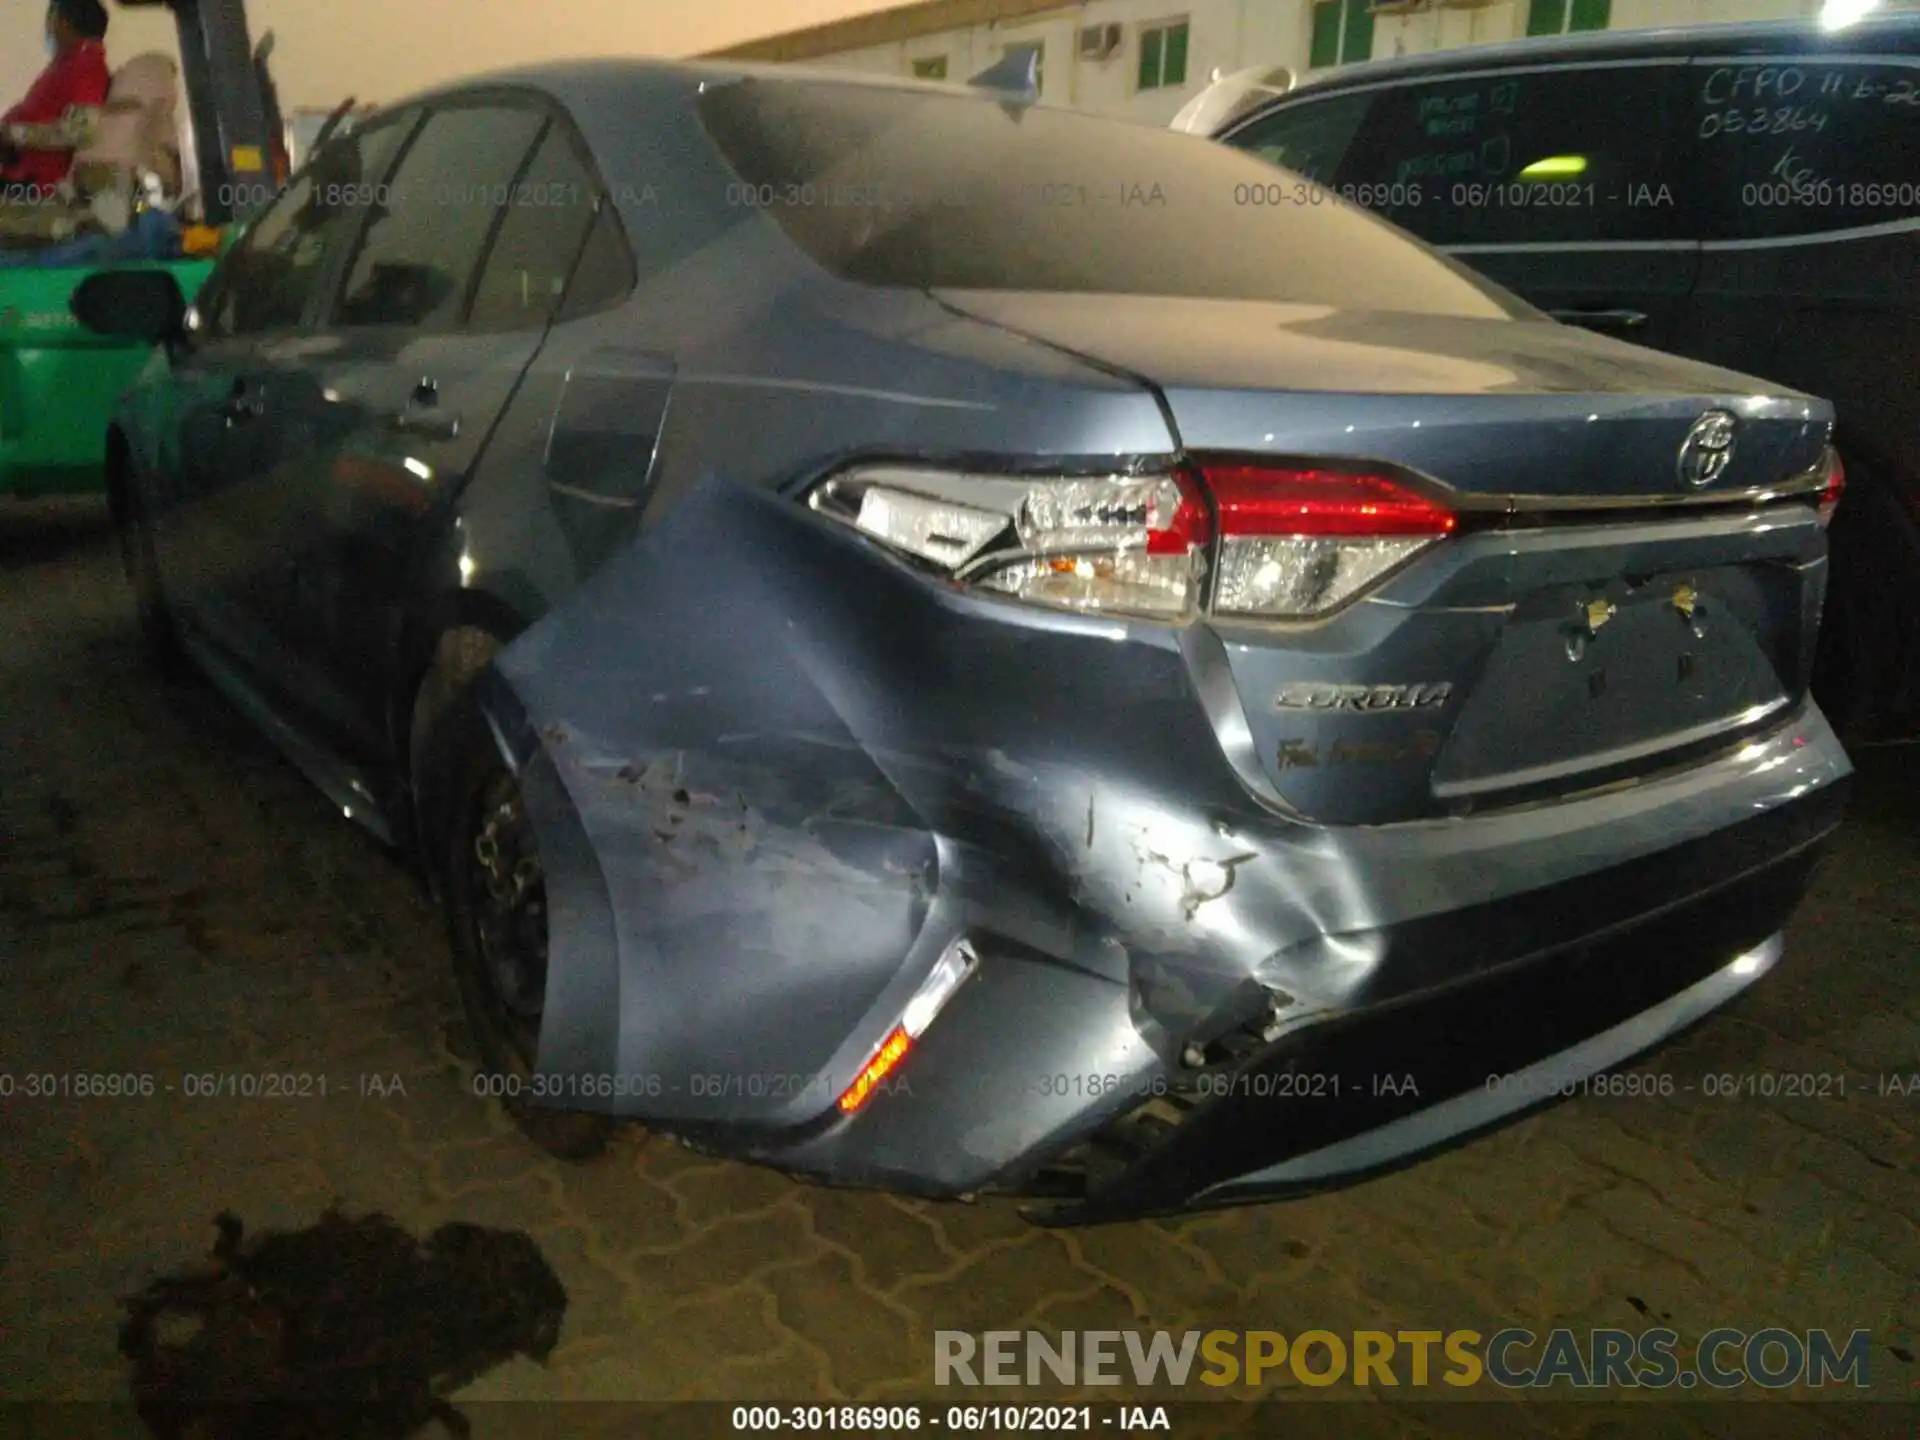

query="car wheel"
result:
[429,637,616,1161]
[111,470,182,679]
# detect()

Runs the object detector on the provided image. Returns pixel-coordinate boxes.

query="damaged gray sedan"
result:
[77,57,1851,1223]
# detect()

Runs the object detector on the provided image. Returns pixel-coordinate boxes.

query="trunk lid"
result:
[933,292,1830,494]
[938,292,1835,823]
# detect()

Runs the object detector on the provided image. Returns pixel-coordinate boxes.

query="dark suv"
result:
[1216,15,1920,737]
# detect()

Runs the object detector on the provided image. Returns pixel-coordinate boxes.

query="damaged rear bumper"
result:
[749,764,1846,1222]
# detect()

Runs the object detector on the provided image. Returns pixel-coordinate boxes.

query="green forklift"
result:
[0,0,293,499]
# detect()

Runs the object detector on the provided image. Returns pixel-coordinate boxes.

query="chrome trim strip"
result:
[1444,218,1920,257]
[1702,215,1920,251]
[1488,473,1830,515]
[1448,239,1697,254]
[1239,54,1690,109]
[548,480,640,508]
[1691,51,1920,67]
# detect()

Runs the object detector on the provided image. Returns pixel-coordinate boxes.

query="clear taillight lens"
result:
[808,460,1453,622]
[1816,447,1845,528]
[810,466,1212,620]
[1201,463,1457,619]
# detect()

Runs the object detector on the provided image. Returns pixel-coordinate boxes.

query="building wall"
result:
[758,0,1920,124]
[0,1,951,120]
[4,0,1907,138]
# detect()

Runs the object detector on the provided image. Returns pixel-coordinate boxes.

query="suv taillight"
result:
[808,460,1454,621]
[1817,447,1845,528]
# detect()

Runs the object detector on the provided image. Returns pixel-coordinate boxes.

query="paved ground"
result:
[1,498,1915,1437]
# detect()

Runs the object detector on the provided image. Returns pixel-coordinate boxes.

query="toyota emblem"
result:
[1678,410,1738,489]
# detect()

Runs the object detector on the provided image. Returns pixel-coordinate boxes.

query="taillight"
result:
[808,459,1452,621]
[1200,463,1456,620]
[809,466,1212,619]
[1817,447,1845,528]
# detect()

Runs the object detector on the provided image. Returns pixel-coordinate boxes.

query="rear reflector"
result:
[835,937,978,1116]
[838,1027,911,1114]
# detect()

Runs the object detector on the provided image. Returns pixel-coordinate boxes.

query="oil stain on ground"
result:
[118,1207,567,1438]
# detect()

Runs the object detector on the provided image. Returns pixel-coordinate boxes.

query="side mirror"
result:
[69,268,188,345]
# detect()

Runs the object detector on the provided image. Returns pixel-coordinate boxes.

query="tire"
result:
[419,630,617,1161]
[111,466,183,680]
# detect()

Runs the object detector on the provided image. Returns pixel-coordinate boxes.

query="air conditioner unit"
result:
[1077,23,1123,61]
[1368,0,1431,13]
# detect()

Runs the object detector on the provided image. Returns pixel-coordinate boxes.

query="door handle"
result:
[388,375,458,438]
[1548,308,1648,330]
[387,409,462,441]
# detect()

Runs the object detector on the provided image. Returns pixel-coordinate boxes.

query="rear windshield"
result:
[697,78,1527,318]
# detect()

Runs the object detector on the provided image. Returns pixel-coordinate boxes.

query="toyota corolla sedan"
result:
[75,57,1850,1223]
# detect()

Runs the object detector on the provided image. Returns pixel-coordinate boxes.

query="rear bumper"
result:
[744,743,1847,1220]
[1029,771,1842,1222]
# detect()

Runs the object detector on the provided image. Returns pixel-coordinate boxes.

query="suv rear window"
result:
[697,78,1525,318]
[1692,56,1920,241]
[1228,63,1689,247]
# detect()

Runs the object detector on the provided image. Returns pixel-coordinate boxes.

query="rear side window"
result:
[1228,91,1372,183]
[332,104,546,329]
[1228,64,1689,247]
[556,204,637,321]
[466,122,600,332]
[1691,56,1920,241]
[200,115,416,337]
[697,79,1524,318]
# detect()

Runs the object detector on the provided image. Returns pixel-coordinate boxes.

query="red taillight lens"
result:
[1817,448,1845,528]
[1144,469,1214,554]
[1195,462,1456,620]
[1200,464,1458,539]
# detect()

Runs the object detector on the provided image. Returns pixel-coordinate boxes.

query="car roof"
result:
[331,55,1103,233]
[352,55,1057,136]
[1245,11,1920,111]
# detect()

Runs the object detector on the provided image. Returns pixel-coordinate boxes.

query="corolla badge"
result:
[1677,410,1738,489]
[1275,682,1452,712]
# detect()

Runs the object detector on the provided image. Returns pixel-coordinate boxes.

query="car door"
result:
[147,165,355,660]
[171,112,421,700]
[1225,60,1701,351]
[453,131,660,585]
[272,99,558,762]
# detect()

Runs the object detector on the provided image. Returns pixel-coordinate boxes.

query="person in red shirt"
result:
[1,0,111,195]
